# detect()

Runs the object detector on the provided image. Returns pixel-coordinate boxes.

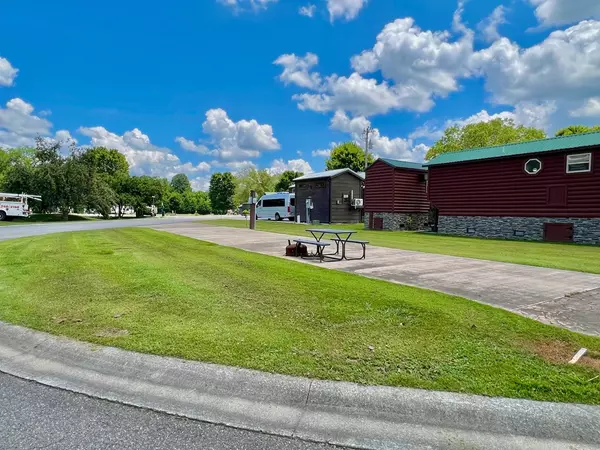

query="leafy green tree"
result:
[0,147,36,196]
[209,172,236,214]
[181,191,198,214]
[426,118,546,160]
[80,147,128,219]
[170,173,192,194]
[168,192,183,213]
[194,191,212,215]
[555,125,600,137]
[274,170,302,193]
[325,142,374,173]
[234,168,275,206]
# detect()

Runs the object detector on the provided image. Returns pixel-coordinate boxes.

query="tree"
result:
[234,168,275,206]
[326,142,374,173]
[194,191,212,215]
[168,192,183,213]
[81,147,128,219]
[426,118,546,160]
[170,173,192,194]
[209,172,236,214]
[274,170,302,193]
[555,125,600,137]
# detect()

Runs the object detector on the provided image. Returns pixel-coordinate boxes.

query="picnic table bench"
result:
[293,238,330,262]
[292,229,369,262]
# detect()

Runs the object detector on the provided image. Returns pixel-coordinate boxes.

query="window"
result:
[513,230,525,237]
[262,198,285,207]
[524,159,542,174]
[566,153,592,173]
[466,227,476,234]
[315,182,326,189]
[290,197,295,207]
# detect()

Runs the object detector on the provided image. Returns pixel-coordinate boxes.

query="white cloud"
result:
[0,57,18,87]
[299,4,316,17]
[273,53,321,89]
[267,158,313,175]
[478,6,507,42]
[528,0,600,26]
[174,136,209,154]
[570,97,600,117]
[312,148,332,158]
[327,0,368,22]
[78,126,211,179]
[409,102,558,141]
[293,73,432,116]
[218,0,278,12]
[329,110,425,161]
[201,108,280,161]
[471,20,600,106]
[351,15,474,107]
[0,98,53,148]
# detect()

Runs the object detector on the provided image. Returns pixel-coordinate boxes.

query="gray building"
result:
[294,169,364,224]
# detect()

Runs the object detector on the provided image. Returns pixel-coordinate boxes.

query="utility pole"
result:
[362,126,374,171]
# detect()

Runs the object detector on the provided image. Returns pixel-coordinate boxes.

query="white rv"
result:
[0,193,42,221]
[256,192,295,221]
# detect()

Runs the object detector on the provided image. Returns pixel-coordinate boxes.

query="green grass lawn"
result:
[0,228,599,404]
[199,219,600,274]
[0,214,96,226]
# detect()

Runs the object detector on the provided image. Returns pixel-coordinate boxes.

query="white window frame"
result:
[566,153,592,174]
[524,158,542,175]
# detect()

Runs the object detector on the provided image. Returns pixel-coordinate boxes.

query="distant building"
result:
[294,169,364,224]
[364,158,429,230]
[426,132,600,244]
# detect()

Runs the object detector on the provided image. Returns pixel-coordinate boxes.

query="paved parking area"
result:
[154,223,600,336]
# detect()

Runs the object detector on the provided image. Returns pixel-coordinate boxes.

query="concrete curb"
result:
[1,322,599,450]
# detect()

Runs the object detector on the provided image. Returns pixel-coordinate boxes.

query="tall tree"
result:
[209,172,236,214]
[81,147,128,219]
[325,142,374,173]
[234,168,275,206]
[555,125,600,137]
[274,170,302,193]
[170,173,192,194]
[194,191,212,215]
[426,118,546,160]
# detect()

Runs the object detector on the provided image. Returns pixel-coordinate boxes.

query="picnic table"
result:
[293,228,368,261]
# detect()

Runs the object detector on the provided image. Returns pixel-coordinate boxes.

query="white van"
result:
[256,192,295,221]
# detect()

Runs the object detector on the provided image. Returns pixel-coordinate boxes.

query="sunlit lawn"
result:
[1,228,599,404]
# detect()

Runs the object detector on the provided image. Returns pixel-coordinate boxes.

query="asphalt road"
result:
[0,373,339,450]
[0,215,241,242]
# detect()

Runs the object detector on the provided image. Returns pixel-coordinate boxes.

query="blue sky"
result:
[1,0,599,189]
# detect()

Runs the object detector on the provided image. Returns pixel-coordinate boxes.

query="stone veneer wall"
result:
[364,212,430,231]
[438,215,600,244]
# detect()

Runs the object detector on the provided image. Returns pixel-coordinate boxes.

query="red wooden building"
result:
[364,158,429,230]
[426,132,600,243]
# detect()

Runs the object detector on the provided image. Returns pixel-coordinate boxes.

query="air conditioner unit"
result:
[352,198,364,208]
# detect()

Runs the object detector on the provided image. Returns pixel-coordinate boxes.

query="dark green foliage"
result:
[209,172,236,214]
[326,142,374,172]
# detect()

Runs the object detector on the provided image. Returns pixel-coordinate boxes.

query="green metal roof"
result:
[425,131,600,166]
[378,158,427,171]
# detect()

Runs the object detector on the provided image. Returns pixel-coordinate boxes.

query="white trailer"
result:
[0,193,42,221]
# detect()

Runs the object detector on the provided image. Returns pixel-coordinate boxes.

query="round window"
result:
[524,159,542,174]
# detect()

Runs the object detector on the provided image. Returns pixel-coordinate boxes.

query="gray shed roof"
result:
[293,168,365,182]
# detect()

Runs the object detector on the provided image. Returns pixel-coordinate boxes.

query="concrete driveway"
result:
[154,223,600,336]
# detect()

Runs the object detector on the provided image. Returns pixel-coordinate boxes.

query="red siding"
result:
[428,147,600,217]
[365,160,394,212]
[393,170,429,213]
[365,160,429,213]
